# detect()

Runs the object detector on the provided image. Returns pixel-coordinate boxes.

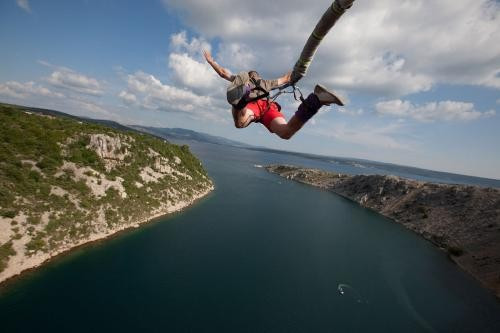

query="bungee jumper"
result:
[204,0,355,140]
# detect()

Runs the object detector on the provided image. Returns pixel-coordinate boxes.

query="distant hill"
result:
[247,146,500,188]
[0,102,250,148]
[130,125,252,148]
[0,103,134,133]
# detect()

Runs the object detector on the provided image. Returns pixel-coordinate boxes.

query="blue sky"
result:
[1,0,499,179]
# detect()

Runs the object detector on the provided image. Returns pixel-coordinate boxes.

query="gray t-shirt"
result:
[247,71,280,99]
[227,70,281,106]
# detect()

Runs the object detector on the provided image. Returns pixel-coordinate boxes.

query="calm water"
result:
[0,142,499,332]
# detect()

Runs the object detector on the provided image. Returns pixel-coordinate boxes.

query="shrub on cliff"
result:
[0,242,16,272]
[446,245,464,257]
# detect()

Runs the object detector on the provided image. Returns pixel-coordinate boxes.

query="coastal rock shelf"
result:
[0,105,214,285]
[266,164,500,298]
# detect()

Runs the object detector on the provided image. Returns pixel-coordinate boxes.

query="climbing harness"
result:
[271,84,304,103]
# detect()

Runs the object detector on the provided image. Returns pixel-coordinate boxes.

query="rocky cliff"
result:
[0,105,214,284]
[266,165,500,298]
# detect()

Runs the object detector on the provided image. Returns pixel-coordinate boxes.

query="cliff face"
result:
[0,106,213,284]
[266,165,500,298]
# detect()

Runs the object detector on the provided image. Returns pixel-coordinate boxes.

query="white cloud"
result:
[73,99,110,116]
[122,70,227,121]
[47,69,104,96]
[16,0,31,13]
[163,0,500,97]
[337,107,364,116]
[216,42,258,73]
[484,109,496,117]
[0,79,116,119]
[38,61,104,96]
[118,90,137,105]
[167,32,225,95]
[375,99,494,122]
[312,121,412,150]
[0,60,119,120]
[168,53,220,91]
[170,31,211,56]
[0,81,63,99]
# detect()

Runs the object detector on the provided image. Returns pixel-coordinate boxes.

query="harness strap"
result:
[246,77,270,103]
[254,84,305,121]
[237,73,305,122]
[247,77,272,121]
[293,85,305,102]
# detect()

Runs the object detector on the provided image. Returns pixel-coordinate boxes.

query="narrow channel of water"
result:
[1,141,499,332]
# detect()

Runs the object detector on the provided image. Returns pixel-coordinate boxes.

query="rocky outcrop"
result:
[87,134,131,171]
[266,165,500,298]
[0,106,214,285]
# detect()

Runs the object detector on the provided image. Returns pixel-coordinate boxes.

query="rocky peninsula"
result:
[266,165,500,298]
[0,105,213,285]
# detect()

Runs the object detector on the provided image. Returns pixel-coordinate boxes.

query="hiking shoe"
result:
[314,84,344,106]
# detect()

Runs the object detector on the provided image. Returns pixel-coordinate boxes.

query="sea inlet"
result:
[1,141,499,332]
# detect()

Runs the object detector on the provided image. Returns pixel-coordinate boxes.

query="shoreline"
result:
[0,185,214,288]
[265,165,500,299]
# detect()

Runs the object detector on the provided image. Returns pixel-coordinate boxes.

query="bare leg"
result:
[269,115,305,140]
[232,107,255,128]
[269,91,324,140]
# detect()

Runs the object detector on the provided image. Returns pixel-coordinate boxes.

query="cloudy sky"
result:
[1,0,499,179]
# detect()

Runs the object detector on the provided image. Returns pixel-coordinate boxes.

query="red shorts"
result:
[245,100,285,132]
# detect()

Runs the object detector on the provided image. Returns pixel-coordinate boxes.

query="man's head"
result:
[226,71,251,109]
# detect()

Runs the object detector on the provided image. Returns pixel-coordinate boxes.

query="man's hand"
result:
[203,49,214,64]
[277,71,292,86]
[203,49,235,82]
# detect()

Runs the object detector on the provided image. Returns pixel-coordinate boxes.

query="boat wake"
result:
[337,284,368,304]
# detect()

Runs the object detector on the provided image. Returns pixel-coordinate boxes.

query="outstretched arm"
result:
[276,71,292,87]
[203,50,235,82]
[259,71,292,92]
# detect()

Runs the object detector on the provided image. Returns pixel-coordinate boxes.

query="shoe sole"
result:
[316,84,344,106]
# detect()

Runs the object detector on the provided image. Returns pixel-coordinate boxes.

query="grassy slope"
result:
[0,105,212,272]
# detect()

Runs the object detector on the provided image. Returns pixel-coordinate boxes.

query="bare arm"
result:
[276,71,292,86]
[259,71,293,91]
[203,50,235,82]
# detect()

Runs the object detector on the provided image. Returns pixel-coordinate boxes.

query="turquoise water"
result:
[0,142,499,332]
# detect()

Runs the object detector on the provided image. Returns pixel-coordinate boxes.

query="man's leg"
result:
[269,85,342,140]
[232,107,255,128]
[269,116,304,140]
[269,93,320,140]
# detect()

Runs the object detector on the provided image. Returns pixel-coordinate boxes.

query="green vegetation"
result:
[416,206,428,219]
[0,242,16,272]
[0,104,212,273]
[1,210,17,218]
[447,245,464,257]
